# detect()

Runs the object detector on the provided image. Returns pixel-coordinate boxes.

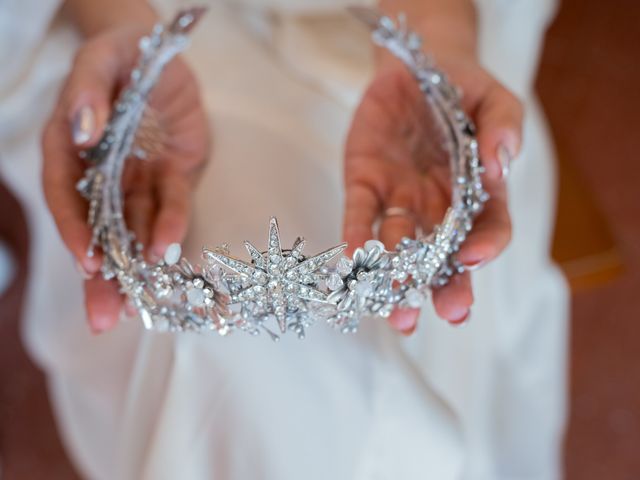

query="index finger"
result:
[42,107,101,274]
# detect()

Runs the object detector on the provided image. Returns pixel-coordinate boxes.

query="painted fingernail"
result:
[401,324,417,336]
[75,259,94,279]
[72,105,95,145]
[82,251,102,275]
[150,242,169,263]
[449,309,470,326]
[390,309,419,332]
[445,306,469,324]
[462,259,486,272]
[90,314,114,334]
[90,319,107,334]
[497,143,513,180]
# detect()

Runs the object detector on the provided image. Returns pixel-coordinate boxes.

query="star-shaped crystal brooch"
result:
[204,218,346,339]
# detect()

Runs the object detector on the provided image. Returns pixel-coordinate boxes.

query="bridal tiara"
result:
[76,7,487,340]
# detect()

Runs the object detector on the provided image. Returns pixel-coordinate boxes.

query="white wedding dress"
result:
[0,0,568,479]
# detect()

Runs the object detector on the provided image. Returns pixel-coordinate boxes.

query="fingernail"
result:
[150,242,168,263]
[390,309,419,332]
[90,321,105,334]
[401,324,417,336]
[497,143,513,180]
[90,315,112,334]
[75,259,94,279]
[83,254,101,275]
[462,259,486,272]
[72,105,95,145]
[445,306,469,324]
[449,309,470,326]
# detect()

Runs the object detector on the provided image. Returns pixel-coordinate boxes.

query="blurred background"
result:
[0,0,639,478]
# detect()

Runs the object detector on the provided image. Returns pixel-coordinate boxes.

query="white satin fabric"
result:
[0,0,568,479]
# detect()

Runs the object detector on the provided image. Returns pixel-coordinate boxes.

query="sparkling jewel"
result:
[405,288,425,308]
[337,257,354,277]
[187,288,205,307]
[354,280,374,297]
[326,273,343,291]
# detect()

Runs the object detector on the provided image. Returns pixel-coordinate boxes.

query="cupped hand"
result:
[42,25,210,333]
[343,56,522,334]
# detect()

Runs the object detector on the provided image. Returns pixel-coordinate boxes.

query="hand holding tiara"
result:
[343,8,521,332]
[42,8,210,332]
[44,7,522,340]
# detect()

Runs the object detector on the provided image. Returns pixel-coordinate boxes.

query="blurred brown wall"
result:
[536,0,640,478]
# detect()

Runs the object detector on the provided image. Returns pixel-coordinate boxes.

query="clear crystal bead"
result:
[269,254,281,264]
[337,257,354,276]
[187,288,205,307]
[393,270,408,282]
[154,316,170,332]
[354,280,374,297]
[253,271,267,284]
[405,288,425,308]
[326,273,343,291]
[379,304,393,318]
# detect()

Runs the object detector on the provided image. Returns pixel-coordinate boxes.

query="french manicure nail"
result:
[391,309,418,332]
[90,314,113,334]
[72,105,95,145]
[401,324,417,336]
[90,320,105,334]
[75,259,94,280]
[450,310,470,327]
[497,143,512,180]
[446,305,469,322]
[462,259,486,272]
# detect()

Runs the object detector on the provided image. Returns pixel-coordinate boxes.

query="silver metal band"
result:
[77,7,487,340]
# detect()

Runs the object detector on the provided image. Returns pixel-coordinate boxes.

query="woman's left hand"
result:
[342,55,523,334]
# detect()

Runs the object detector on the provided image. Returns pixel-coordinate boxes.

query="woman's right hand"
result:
[42,24,210,333]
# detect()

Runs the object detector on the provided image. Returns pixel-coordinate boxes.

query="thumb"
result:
[64,40,138,147]
[46,37,140,273]
[474,83,524,181]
